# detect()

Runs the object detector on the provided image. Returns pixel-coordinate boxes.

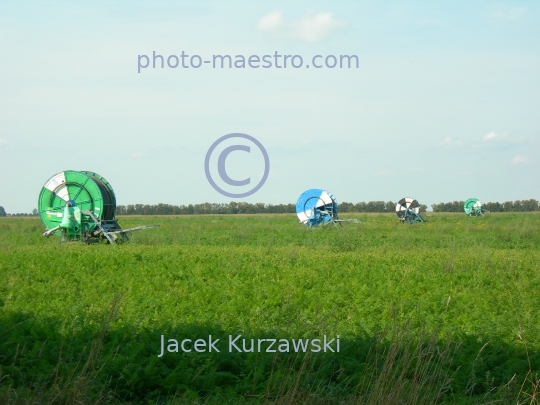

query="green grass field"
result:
[1,213,539,404]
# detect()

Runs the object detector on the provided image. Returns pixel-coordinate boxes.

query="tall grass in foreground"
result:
[254,317,456,405]
[0,296,123,405]
[1,304,539,405]
[0,303,455,404]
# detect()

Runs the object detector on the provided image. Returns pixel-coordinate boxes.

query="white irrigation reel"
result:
[395,197,426,224]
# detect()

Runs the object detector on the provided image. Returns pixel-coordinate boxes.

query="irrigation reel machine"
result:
[395,197,426,224]
[296,189,360,228]
[38,170,158,244]
[463,198,487,217]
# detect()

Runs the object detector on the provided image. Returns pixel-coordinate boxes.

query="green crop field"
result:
[1,213,539,404]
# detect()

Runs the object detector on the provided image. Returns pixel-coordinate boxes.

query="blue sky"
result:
[0,1,539,213]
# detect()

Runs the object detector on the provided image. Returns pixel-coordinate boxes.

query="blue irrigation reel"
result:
[296,189,359,228]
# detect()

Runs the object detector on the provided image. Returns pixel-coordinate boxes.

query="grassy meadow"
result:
[1,212,539,404]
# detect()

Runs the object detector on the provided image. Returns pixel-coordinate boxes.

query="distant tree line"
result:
[115,199,539,215]
[337,201,429,213]
[0,207,38,217]
[1,200,537,217]
[431,199,539,212]
[114,201,428,215]
[115,203,297,215]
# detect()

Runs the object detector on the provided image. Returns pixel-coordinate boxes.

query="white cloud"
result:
[292,11,347,42]
[257,11,346,42]
[511,155,526,164]
[256,11,285,31]
[441,137,461,146]
[483,131,509,141]
[131,152,143,158]
[490,6,526,21]
[375,169,390,177]
[0,138,6,147]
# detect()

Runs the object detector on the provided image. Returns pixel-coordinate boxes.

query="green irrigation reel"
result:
[463,198,487,217]
[38,170,158,243]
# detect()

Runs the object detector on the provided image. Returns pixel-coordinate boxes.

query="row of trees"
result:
[115,202,297,216]
[1,200,538,217]
[431,199,539,212]
[338,201,428,213]
[0,207,39,217]
[114,201,427,215]
[117,199,539,215]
